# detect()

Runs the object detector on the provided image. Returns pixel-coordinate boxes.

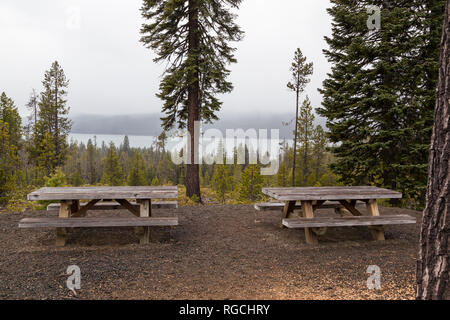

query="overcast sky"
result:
[0,0,332,120]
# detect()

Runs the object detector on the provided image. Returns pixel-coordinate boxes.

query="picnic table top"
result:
[27,186,178,201]
[262,186,402,201]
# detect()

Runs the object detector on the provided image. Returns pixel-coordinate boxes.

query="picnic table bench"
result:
[254,200,365,213]
[46,201,178,211]
[21,186,179,246]
[262,186,416,245]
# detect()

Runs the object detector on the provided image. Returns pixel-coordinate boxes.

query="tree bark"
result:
[292,88,299,187]
[416,0,450,300]
[186,0,202,201]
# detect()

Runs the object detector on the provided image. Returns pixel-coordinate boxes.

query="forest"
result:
[0,0,445,212]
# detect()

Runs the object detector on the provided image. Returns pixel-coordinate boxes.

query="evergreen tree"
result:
[211,164,232,203]
[33,130,57,179]
[140,0,244,200]
[85,139,97,184]
[416,0,450,299]
[151,176,160,186]
[311,125,327,183]
[119,151,131,180]
[287,48,313,187]
[318,0,445,205]
[295,96,315,185]
[277,161,290,187]
[31,61,72,172]
[0,94,24,201]
[121,135,131,154]
[70,171,84,186]
[276,140,292,187]
[44,167,68,187]
[101,142,123,186]
[24,89,38,139]
[0,121,20,204]
[238,165,263,202]
[0,92,22,148]
[156,131,167,153]
[128,151,147,186]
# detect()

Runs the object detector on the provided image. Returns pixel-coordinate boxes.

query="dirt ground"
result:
[0,204,422,300]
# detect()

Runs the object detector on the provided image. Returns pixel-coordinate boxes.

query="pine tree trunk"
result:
[186,0,202,201]
[416,0,449,300]
[303,130,308,185]
[292,88,299,187]
[55,81,59,167]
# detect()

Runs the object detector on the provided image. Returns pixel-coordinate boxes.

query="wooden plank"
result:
[282,215,416,228]
[254,201,365,211]
[47,201,178,211]
[139,199,151,244]
[262,186,402,201]
[152,201,178,209]
[366,199,385,241]
[56,200,71,247]
[281,201,296,228]
[338,200,363,216]
[301,200,318,245]
[27,186,178,201]
[71,199,100,218]
[19,217,179,228]
[115,199,140,217]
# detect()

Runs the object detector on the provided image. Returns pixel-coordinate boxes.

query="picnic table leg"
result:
[281,201,296,228]
[70,200,80,215]
[139,199,151,244]
[56,200,72,247]
[366,199,385,241]
[301,200,318,245]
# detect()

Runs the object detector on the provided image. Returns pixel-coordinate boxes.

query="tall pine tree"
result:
[101,142,123,186]
[0,121,20,204]
[295,96,315,185]
[128,151,147,186]
[211,164,232,203]
[238,165,263,202]
[31,61,72,174]
[287,48,313,186]
[318,0,445,205]
[140,0,244,201]
[0,92,22,148]
[416,0,449,299]
[85,138,97,184]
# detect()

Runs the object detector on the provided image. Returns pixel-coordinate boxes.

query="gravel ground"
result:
[0,204,422,300]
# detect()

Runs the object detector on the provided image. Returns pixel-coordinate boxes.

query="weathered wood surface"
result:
[56,200,71,246]
[338,200,363,216]
[254,201,365,211]
[282,214,416,229]
[47,201,178,211]
[19,217,179,228]
[27,186,178,201]
[139,199,151,244]
[71,199,100,218]
[301,201,318,245]
[262,186,402,201]
[115,199,140,217]
[365,199,385,241]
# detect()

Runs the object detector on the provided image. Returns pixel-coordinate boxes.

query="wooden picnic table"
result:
[262,186,406,245]
[25,186,178,246]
